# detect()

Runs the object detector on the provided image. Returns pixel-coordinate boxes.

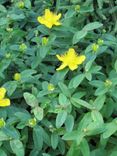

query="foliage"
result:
[0,0,117,155]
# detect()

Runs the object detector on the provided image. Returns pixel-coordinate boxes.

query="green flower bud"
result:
[13,73,21,81]
[75,5,80,12]
[47,83,55,91]
[5,53,11,59]
[19,43,27,52]
[0,118,6,128]
[18,1,25,9]
[102,29,106,33]
[6,27,13,32]
[98,39,104,45]
[42,37,48,46]
[28,118,37,127]
[104,79,112,87]
[92,43,99,52]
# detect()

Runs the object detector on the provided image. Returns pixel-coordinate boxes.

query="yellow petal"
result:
[56,54,64,61]
[0,98,10,107]
[68,48,76,54]
[77,55,86,65]
[56,63,67,71]
[57,13,62,20]
[45,9,52,18]
[69,64,78,71]
[0,88,6,100]
[37,16,45,24]
[54,21,61,26]
[37,16,52,28]
[44,22,53,28]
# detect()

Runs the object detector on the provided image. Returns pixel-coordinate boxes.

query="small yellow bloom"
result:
[14,73,21,81]
[0,118,6,128]
[56,48,86,71]
[0,87,10,107]
[48,83,55,91]
[37,9,61,29]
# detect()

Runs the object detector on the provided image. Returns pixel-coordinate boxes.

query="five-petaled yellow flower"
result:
[37,9,61,29]
[0,87,10,107]
[56,48,86,71]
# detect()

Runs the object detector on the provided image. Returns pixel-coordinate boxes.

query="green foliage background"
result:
[0,0,117,155]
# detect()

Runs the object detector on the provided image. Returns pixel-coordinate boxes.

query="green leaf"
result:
[97,0,103,9]
[95,87,108,96]
[3,126,20,139]
[0,5,7,13]
[56,111,67,128]
[33,106,44,121]
[68,74,85,88]
[86,122,105,136]
[72,98,93,109]
[51,69,69,84]
[0,18,7,25]
[65,114,74,132]
[23,92,38,107]
[3,81,17,96]
[10,139,24,156]
[59,93,68,105]
[103,120,117,138]
[114,60,117,72]
[58,82,71,97]
[10,14,25,20]
[91,110,103,123]
[39,46,48,59]
[80,138,90,156]
[73,30,87,44]
[83,22,103,31]
[0,131,9,141]
[93,95,106,110]
[110,151,117,156]
[0,149,7,156]
[62,131,84,145]
[51,133,59,149]
[24,0,31,9]
[33,126,43,150]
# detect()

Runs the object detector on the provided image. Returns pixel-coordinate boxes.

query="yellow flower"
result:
[37,9,61,29]
[0,87,10,107]
[56,48,86,71]
[14,73,21,81]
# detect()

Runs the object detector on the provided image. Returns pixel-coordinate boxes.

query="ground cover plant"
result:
[0,0,117,155]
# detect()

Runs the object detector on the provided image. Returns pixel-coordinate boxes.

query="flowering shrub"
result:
[0,0,117,156]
